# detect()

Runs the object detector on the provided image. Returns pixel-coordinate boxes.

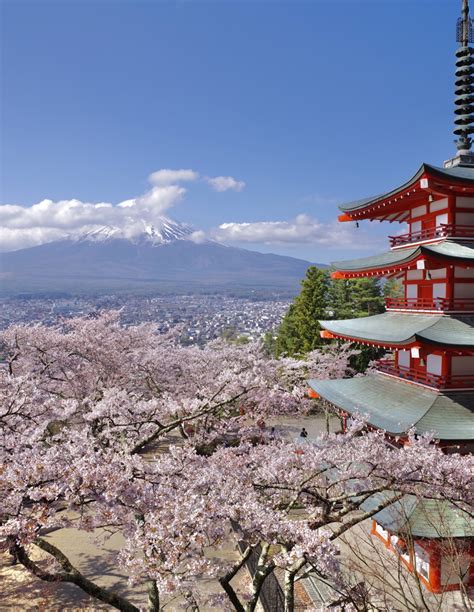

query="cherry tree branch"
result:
[14,538,140,612]
[131,387,252,454]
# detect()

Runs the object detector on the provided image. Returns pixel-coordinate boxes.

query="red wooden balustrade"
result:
[389,224,474,248]
[385,297,474,312]
[376,359,474,389]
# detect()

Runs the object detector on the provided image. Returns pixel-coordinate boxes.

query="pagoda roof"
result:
[362,492,474,539]
[338,163,474,222]
[320,312,474,348]
[307,375,474,440]
[332,240,474,276]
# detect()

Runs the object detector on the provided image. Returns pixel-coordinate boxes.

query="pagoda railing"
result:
[389,224,474,248]
[385,297,474,312]
[376,359,474,389]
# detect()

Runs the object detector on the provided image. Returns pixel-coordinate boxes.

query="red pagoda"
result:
[309,0,474,594]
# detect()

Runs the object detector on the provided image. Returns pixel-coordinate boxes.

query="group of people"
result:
[256,418,309,441]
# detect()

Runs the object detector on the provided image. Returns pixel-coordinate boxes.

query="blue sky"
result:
[0,0,461,262]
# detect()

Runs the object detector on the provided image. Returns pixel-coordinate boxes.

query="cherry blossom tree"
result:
[0,313,472,611]
[1,312,353,451]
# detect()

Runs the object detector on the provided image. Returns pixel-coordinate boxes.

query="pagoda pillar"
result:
[446,264,455,305]
[428,543,442,593]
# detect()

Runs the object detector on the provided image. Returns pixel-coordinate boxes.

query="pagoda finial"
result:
[459,0,471,45]
[454,0,474,154]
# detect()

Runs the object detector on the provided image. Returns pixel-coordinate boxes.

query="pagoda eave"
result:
[362,493,474,539]
[307,376,474,441]
[319,312,474,349]
[331,241,474,278]
[338,163,474,222]
[319,328,419,349]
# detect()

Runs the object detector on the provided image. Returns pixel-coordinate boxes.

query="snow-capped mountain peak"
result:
[73,217,194,246]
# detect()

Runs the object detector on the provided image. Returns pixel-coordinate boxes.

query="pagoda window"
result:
[452,355,474,375]
[429,268,446,279]
[411,205,427,218]
[410,219,422,234]
[456,196,474,209]
[433,283,447,300]
[435,212,449,227]
[455,266,474,278]
[430,198,449,213]
[406,284,418,299]
[398,350,410,369]
[406,270,424,280]
[455,211,474,225]
[426,354,443,377]
[454,283,474,298]
[392,535,411,563]
[414,543,431,581]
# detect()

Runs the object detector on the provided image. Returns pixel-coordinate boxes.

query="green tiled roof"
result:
[340,163,474,212]
[320,312,474,347]
[307,375,474,439]
[428,240,474,260]
[362,492,474,539]
[332,247,419,272]
[332,240,474,272]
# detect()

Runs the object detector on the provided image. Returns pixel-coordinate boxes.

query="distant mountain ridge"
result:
[0,218,322,296]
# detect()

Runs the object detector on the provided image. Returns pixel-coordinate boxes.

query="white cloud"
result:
[135,185,186,211]
[206,176,246,192]
[209,214,358,246]
[148,169,199,186]
[0,227,69,252]
[0,184,185,249]
[188,230,207,244]
[1,167,244,252]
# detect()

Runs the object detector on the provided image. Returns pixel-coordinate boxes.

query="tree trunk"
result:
[147,579,160,611]
[219,577,246,612]
[284,571,295,612]
[16,538,140,612]
[245,543,274,612]
[218,546,251,612]
[283,557,305,612]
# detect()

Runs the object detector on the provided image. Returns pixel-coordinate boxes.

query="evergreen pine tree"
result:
[273,268,396,368]
[327,276,353,319]
[349,277,384,316]
[383,277,403,299]
[274,267,329,356]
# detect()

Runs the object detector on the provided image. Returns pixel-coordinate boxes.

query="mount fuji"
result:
[0,216,319,296]
[73,217,194,245]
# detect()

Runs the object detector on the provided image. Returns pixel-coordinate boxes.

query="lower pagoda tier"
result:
[331,239,474,279]
[362,493,474,593]
[308,375,474,452]
[320,312,474,348]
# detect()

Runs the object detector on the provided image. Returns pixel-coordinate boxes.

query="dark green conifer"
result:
[274,267,329,356]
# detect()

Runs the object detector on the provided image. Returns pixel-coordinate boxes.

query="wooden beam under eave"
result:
[320,330,336,339]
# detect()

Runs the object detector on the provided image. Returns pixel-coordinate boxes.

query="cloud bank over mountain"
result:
[0,168,371,253]
[0,169,244,252]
